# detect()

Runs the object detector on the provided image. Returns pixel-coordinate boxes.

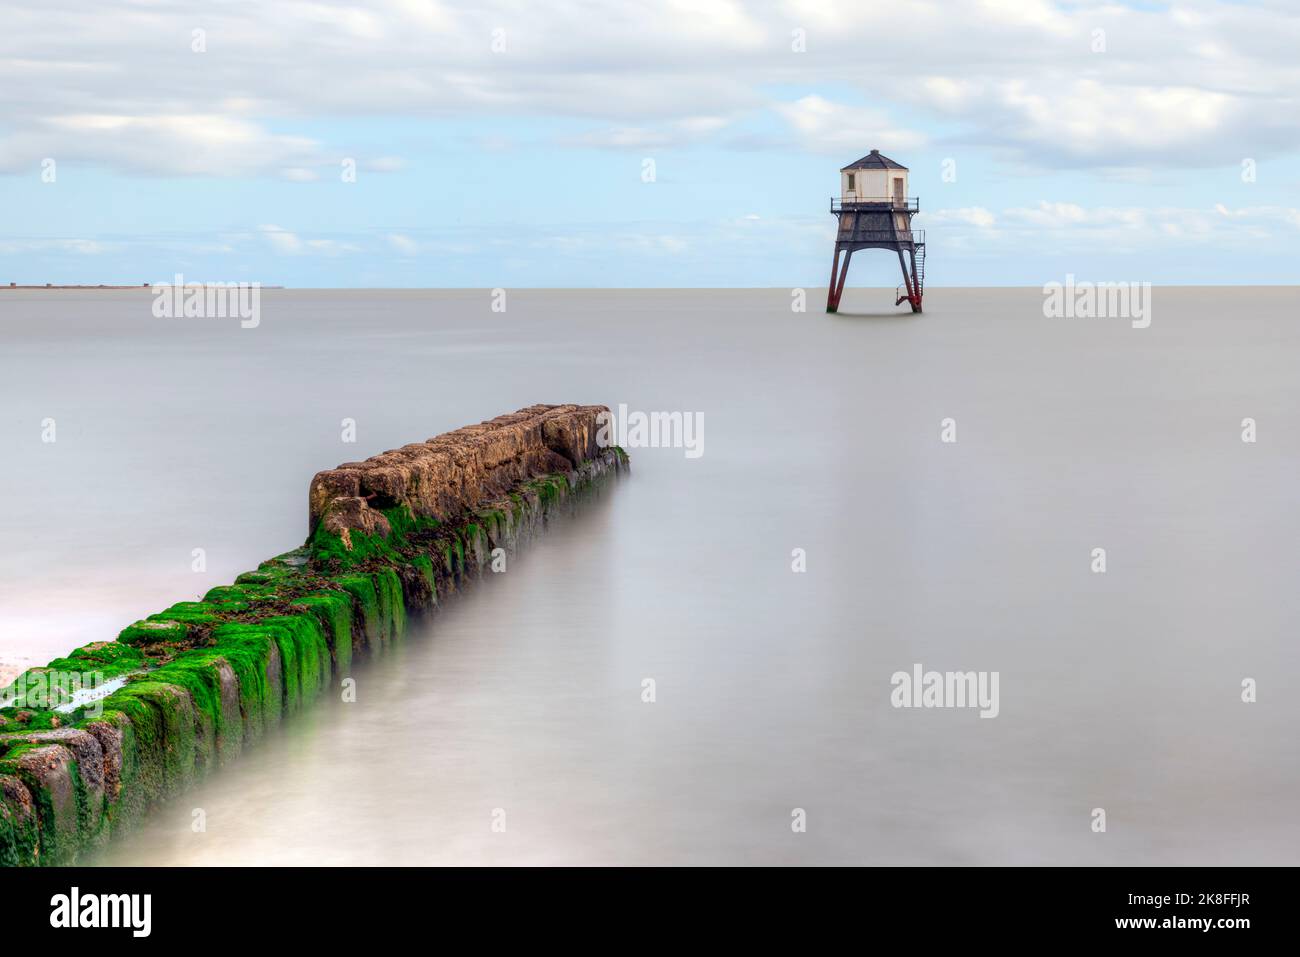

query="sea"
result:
[1,286,1297,865]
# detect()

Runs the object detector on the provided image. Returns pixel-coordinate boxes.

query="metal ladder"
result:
[895,243,926,307]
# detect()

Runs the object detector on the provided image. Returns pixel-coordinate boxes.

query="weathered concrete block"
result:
[306,403,610,538]
[0,774,38,865]
[0,407,627,865]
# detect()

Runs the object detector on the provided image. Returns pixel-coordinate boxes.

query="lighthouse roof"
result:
[841,149,907,171]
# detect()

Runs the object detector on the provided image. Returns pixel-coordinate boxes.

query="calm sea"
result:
[1,287,1297,864]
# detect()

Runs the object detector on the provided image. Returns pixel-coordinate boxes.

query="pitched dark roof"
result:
[841,149,907,171]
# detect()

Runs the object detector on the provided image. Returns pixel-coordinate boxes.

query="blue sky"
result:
[1,0,1298,287]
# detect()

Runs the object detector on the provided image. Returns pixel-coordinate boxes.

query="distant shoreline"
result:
[4,284,154,290]
[2,284,286,290]
[3,284,1297,292]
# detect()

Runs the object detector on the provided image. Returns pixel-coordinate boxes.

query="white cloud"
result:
[786,0,1300,166]
[258,225,357,255]
[993,80,1234,164]
[1214,204,1300,228]
[0,114,321,177]
[929,207,998,228]
[0,238,112,255]
[774,95,926,155]
[975,0,1073,36]
[365,156,406,172]
[260,225,303,255]
[1003,202,1093,228]
[561,116,736,150]
[926,201,1300,252]
[0,0,1297,174]
[387,233,420,255]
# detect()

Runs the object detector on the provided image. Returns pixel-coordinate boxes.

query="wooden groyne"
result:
[0,405,627,865]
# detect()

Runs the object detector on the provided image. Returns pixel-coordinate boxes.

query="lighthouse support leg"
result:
[829,249,852,313]
[895,249,917,312]
[907,247,923,313]
[826,248,843,313]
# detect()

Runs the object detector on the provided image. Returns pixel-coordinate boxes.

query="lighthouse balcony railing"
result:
[834,229,925,245]
[831,196,920,212]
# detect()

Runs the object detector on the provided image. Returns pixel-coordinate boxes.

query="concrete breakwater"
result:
[0,404,627,866]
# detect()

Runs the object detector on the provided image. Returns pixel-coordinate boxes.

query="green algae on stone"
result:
[291,591,355,675]
[102,681,201,798]
[206,622,284,738]
[0,410,626,865]
[397,553,437,611]
[0,744,80,866]
[375,567,406,640]
[258,615,331,712]
[0,773,39,866]
[234,560,305,587]
[117,618,188,648]
[335,574,382,649]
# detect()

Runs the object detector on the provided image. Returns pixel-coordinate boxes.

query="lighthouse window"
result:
[846,173,855,191]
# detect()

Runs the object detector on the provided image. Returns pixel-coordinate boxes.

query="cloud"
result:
[0,114,321,177]
[1214,204,1300,229]
[259,225,359,256]
[989,80,1235,166]
[975,0,1074,37]
[0,237,113,255]
[1002,202,1093,228]
[259,225,303,255]
[929,207,998,228]
[387,233,420,255]
[785,0,1300,167]
[0,0,1297,176]
[773,96,927,155]
[922,201,1300,253]
[560,116,734,150]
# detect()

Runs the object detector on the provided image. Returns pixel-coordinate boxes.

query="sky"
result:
[1,0,1298,288]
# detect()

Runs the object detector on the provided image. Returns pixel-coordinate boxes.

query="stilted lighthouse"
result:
[826,150,925,313]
